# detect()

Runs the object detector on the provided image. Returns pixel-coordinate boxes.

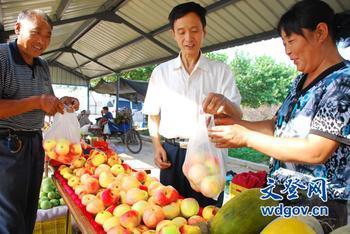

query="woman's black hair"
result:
[277,0,350,47]
[168,2,207,29]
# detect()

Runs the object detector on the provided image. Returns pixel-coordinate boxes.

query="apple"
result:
[180,224,201,234]
[110,164,125,176]
[187,164,209,185]
[143,231,156,234]
[144,176,158,187]
[162,202,180,219]
[120,176,141,191]
[113,204,131,217]
[60,167,72,175]
[134,224,149,233]
[46,149,58,160]
[171,217,187,228]
[159,224,180,234]
[91,152,107,167]
[67,175,80,188]
[43,139,56,151]
[180,198,199,218]
[153,185,179,206]
[70,143,82,156]
[86,198,104,214]
[74,185,87,198]
[119,210,141,229]
[83,177,100,194]
[202,205,218,221]
[74,168,91,177]
[131,200,149,216]
[62,172,73,180]
[121,163,132,174]
[101,188,120,207]
[106,204,117,213]
[119,190,127,204]
[148,181,163,196]
[200,175,223,198]
[55,139,70,156]
[107,155,122,166]
[99,171,115,188]
[81,194,97,206]
[187,215,206,225]
[102,216,121,232]
[156,220,173,232]
[94,164,111,176]
[107,180,121,191]
[80,173,91,184]
[95,210,113,225]
[133,170,147,183]
[106,225,129,234]
[142,205,165,229]
[204,157,221,175]
[126,188,148,205]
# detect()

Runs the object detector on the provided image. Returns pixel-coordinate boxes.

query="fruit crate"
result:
[34,215,71,234]
[229,182,248,197]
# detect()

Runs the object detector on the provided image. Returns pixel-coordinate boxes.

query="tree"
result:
[231,52,297,107]
[205,52,229,64]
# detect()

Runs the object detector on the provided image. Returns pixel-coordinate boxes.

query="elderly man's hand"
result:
[59,96,80,113]
[202,93,227,115]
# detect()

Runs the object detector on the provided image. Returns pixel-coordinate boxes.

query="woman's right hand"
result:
[154,145,171,169]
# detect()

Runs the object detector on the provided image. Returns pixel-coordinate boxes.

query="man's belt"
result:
[164,138,189,148]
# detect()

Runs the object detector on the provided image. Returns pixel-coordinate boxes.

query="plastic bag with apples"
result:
[183,114,226,199]
[43,110,82,164]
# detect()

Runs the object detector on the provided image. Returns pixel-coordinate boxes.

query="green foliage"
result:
[228,148,270,165]
[205,52,229,64]
[121,65,156,81]
[231,52,297,107]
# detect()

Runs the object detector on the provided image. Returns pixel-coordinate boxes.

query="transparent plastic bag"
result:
[43,111,82,164]
[183,114,226,199]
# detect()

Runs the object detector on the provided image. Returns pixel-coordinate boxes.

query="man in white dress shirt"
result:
[143,2,242,207]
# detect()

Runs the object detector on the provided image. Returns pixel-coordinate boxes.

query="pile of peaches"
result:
[43,138,83,164]
[57,149,217,233]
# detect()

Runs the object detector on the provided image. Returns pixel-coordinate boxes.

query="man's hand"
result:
[40,94,62,115]
[60,96,80,112]
[154,145,171,169]
[202,93,226,115]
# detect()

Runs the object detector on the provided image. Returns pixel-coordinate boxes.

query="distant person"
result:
[0,9,79,233]
[78,110,92,127]
[143,2,242,207]
[208,0,350,231]
[97,106,113,128]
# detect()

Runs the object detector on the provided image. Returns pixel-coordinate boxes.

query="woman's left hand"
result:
[208,124,249,148]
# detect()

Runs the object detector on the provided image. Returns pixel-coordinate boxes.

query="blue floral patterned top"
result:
[270,61,350,200]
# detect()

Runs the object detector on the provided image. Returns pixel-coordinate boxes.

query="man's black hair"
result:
[168,2,207,29]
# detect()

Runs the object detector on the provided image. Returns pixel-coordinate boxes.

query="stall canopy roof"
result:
[1,0,349,86]
[91,78,148,101]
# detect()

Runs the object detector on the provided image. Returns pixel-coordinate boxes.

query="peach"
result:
[95,210,113,225]
[43,139,56,151]
[131,200,149,216]
[119,210,141,230]
[126,188,148,205]
[101,188,120,207]
[94,164,111,176]
[187,215,206,225]
[86,198,104,214]
[202,205,219,221]
[113,204,131,217]
[200,175,223,198]
[171,217,187,228]
[102,216,121,232]
[180,198,199,218]
[142,205,165,229]
[153,185,179,206]
[187,164,209,185]
[110,164,125,176]
[162,202,180,219]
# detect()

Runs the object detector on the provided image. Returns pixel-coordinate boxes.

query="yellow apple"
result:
[110,164,125,176]
[180,198,199,218]
[99,171,115,188]
[55,139,70,156]
[67,176,80,188]
[200,175,223,198]
[187,164,209,185]
[95,210,113,225]
[202,205,219,221]
[43,139,56,151]
[103,216,121,232]
[113,204,131,217]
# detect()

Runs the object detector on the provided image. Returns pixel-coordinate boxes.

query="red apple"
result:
[119,210,141,230]
[187,215,206,225]
[202,205,219,221]
[153,185,179,206]
[142,205,165,229]
[133,170,147,183]
[101,188,120,207]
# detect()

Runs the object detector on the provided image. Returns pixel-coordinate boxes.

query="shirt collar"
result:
[9,40,41,67]
[173,51,209,72]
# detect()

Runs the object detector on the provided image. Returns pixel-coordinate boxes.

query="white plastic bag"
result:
[183,114,226,199]
[43,111,82,164]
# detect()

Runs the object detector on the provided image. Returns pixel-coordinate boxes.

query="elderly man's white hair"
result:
[17,9,53,28]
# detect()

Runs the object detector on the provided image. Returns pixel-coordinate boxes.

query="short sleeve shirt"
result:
[143,53,241,139]
[0,41,54,130]
[270,61,350,200]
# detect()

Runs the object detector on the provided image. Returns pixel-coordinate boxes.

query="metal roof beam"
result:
[71,48,116,73]
[71,0,239,70]
[54,0,72,21]
[49,61,89,82]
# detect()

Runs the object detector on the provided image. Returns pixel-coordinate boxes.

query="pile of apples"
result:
[58,149,218,233]
[39,177,65,210]
[43,138,82,164]
[183,153,225,198]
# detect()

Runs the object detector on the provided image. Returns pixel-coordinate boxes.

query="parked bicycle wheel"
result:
[125,129,142,153]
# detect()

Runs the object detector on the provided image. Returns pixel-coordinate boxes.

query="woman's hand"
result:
[208,124,249,148]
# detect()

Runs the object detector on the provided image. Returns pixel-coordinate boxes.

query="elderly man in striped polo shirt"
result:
[0,9,79,233]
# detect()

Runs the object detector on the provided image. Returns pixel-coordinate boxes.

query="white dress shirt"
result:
[143,53,241,139]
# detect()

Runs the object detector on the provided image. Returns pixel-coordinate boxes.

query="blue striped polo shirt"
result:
[0,40,54,131]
